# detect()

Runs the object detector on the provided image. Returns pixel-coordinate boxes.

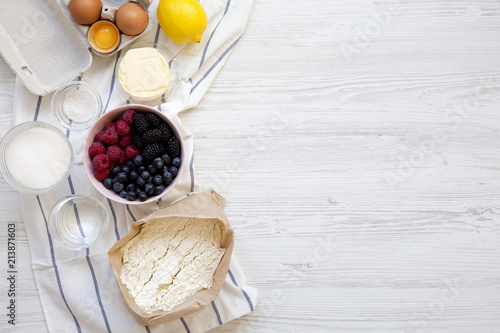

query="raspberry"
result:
[119,133,134,148]
[94,168,110,181]
[109,161,117,168]
[121,110,136,125]
[118,150,127,165]
[106,145,122,162]
[93,154,110,171]
[105,122,116,133]
[116,120,130,136]
[125,144,141,160]
[166,137,181,157]
[94,131,107,143]
[89,142,106,157]
[102,132,119,145]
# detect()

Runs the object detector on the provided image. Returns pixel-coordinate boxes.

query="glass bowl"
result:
[52,81,103,131]
[49,195,108,250]
[0,121,74,194]
[116,41,181,105]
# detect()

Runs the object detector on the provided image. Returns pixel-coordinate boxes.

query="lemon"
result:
[157,0,208,44]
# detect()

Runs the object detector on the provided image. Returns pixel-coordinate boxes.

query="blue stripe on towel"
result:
[67,176,112,333]
[33,96,42,121]
[154,23,161,45]
[189,152,195,192]
[37,196,82,333]
[228,269,254,311]
[180,317,191,333]
[126,205,137,221]
[103,50,122,113]
[211,300,223,325]
[191,36,241,94]
[107,199,120,241]
[145,325,152,333]
[199,0,231,68]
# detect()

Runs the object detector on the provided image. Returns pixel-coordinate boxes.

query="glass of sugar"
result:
[52,81,103,131]
[48,195,108,250]
[0,121,73,194]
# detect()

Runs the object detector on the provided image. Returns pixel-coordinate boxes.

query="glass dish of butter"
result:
[117,42,180,105]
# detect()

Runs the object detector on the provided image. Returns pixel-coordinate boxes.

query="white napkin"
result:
[11,0,257,332]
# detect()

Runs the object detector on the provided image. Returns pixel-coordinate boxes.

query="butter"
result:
[118,47,171,102]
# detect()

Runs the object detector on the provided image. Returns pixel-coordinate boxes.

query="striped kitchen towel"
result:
[11,0,257,332]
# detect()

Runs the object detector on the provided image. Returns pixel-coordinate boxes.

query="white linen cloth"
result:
[11,0,257,332]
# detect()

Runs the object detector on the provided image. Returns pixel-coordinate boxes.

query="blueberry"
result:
[136,177,146,188]
[125,160,134,168]
[145,183,154,195]
[126,183,136,192]
[126,191,136,201]
[121,166,131,174]
[153,158,164,169]
[148,164,157,174]
[129,170,138,181]
[168,166,178,178]
[110,166,121,177]
[141,171,150,180]
[154,185,165,195]
[135,187,142,195]
[138,166,146,173]
[119,190,127,198]
[147,176,153,184]
[133,155,143,166]
[103,178,113,189]
[113,182,124,193]
[153,175,163,185]
[116,172,128,183]
[161,154,171,166]
[162,171,173,185]
[139,192,148,201]
[172,157,181,168]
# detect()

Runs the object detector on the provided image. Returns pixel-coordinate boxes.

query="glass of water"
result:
[49,195,108,250]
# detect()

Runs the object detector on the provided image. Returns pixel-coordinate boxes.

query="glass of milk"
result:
[0,121,74,194]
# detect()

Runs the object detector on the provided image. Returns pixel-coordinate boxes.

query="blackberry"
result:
[142,143,162,160]
[133,114,149,133]
[141,128,162,144]
[166,137,181,157]
[133,135,144,149]
[158,123,172,141]
[145,113,162,127]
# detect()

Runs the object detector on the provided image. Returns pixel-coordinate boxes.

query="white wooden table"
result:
[2,1,500,332]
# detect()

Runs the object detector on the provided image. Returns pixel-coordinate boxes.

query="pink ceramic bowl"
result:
[83,104,185,205]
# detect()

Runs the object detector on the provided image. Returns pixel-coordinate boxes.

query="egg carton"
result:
[0,0,153,96]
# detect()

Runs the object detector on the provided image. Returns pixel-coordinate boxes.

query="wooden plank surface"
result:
[2,0,500,332]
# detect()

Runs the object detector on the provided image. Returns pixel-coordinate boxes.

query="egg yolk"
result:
[95,27,117,49]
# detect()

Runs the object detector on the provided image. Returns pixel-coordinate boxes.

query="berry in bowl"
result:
[83,105,184,204]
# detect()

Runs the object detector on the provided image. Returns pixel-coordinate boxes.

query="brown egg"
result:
[115,3,149,36]
[69,0,102,25]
